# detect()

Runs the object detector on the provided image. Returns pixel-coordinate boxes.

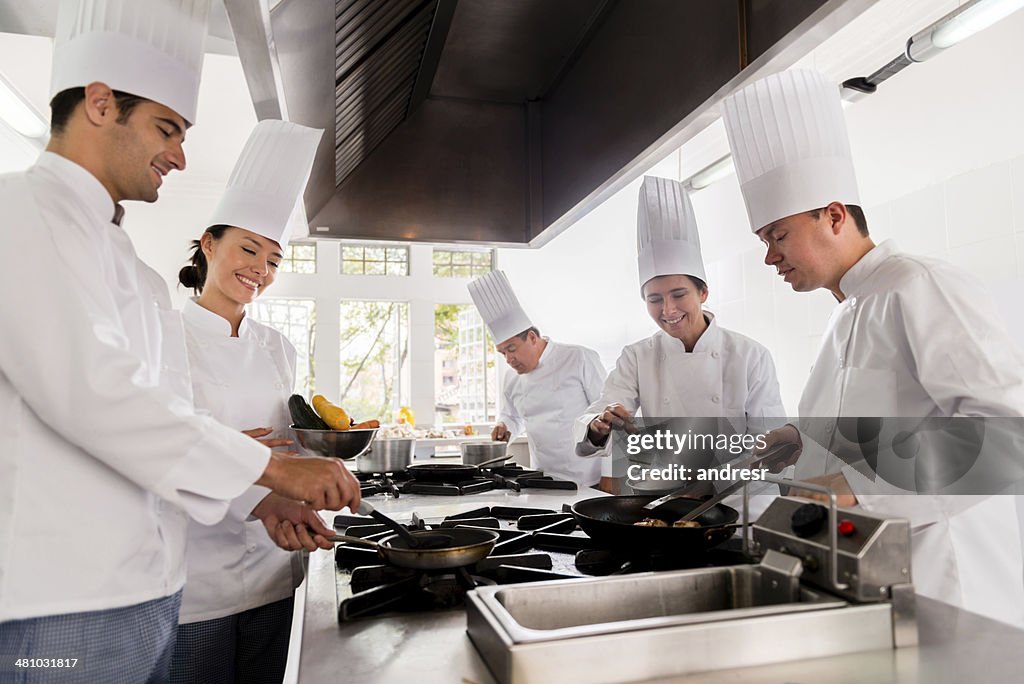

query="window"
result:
[279,242,317,274]
[432,248,493,278]
[248,298,316,393]
[342,243,409,275]
[434,304,498,425]
[339,301,410,423]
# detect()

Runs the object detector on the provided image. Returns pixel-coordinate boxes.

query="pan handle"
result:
[329,534,379,549]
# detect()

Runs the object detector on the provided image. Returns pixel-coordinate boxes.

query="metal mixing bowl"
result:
[291,426,378,460]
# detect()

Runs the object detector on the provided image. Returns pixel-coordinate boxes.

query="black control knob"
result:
[791,503,828,538]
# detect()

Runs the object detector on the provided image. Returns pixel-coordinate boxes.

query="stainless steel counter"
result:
[296,489,1024,683]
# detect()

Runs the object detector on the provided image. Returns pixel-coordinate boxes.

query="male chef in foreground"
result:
[723,68,1024,626]
[468,270,611,489]
[0,0,359,678]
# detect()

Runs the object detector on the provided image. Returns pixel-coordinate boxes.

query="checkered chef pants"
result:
[0,590,182,683]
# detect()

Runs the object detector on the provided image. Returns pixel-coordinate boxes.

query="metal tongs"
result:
[641,441,801,518]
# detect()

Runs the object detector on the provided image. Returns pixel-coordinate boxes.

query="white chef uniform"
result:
[179,301,299,621]
[574,178,786,484]
[177,119,323,623]
[723,68,1024,626]
[469,270,608,487]
[0,0,270,623]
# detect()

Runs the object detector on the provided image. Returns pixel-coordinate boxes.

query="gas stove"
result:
[355,464,578,497]
[332,504,754,623]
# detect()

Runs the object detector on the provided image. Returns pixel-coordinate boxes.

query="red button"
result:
[838,519,856,536]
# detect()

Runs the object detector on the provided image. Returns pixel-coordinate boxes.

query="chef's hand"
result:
[597,476,622,495]
[588,403,637,445]
[256,453,362,512]
[251,493,335,551]
[753,424,803,460]
[243,426,294,450]
[491,423,511,442]
[788,472,858,507]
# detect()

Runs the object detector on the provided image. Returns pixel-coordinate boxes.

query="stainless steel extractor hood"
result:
[226,0,876,247]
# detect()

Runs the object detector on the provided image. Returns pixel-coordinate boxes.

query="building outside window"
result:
[434,304,497,425]
[432,248,493,278]
[248,298,316,393]
[341,243,410,275]
[279,242,317,274]
[339,300,410,423]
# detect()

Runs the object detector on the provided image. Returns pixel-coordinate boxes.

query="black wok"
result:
[331,527,499,570]
[571,495,739,553]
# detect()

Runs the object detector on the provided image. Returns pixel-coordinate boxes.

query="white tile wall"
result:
[886,184,947,257]
[1012,156,1024,235]
[948,235,1018,283]
[944,160,1015,249]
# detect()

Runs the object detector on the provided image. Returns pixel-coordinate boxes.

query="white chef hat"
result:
[721,68,860,233]
[467,270,533,344]
[50,0,210,125]
[206,120,324,246]
[636,176,707,292]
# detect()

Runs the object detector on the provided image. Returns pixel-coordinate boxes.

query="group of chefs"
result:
[1,0,1023,682]
[469,72,1024,631]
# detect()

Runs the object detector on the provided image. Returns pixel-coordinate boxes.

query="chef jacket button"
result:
[712,351,720,359]
[712,395,720,404]
[275,382,284,390]
[660,354,666,361]
[849,297,857,308]
[247,545,256,553]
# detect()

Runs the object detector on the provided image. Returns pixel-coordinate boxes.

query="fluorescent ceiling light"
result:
[908,0,1024,61]
[684,155,734,191]
[0,74,48,139]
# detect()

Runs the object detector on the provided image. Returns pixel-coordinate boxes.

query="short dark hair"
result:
[810,204,869,237]
[178,226,230,294]
[684,275,708,294]
[49,87,148,135]
[515,326,541,341]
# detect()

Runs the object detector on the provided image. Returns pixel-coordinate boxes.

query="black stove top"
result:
[333,505,753,623]
[355,465,578,497]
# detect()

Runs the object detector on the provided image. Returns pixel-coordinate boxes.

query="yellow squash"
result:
[311,395,352,431]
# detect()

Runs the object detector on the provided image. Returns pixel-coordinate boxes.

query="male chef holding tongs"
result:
[724,69,1024,627]
[0,1,359,678]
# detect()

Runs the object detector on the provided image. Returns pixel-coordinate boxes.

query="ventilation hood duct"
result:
[226,0,877,247]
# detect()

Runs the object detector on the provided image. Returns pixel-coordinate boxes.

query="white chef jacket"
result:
[574,313,786,459]
[179,300,300,622]
[499,340,607,487]
[795,240,1024,627]
[0,153,270,621]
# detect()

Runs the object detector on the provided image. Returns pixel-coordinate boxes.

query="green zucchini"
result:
[288,394,330,430]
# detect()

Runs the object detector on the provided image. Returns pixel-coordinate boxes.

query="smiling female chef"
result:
[574,176,786,494]
[168,120,330,684]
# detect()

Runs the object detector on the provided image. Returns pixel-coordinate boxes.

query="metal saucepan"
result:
[356,438,416,473]
[331,527,499,570]
[460,441,508,466]
[405,454,512,482]
[570,495,740,553]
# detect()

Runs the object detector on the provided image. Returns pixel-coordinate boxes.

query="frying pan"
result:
[571,495,739,553]
[331,527,499,570]
[405,454,512,482]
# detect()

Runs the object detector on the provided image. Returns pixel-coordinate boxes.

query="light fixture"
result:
[683,155,735,192]
[0,73,48,139]
[909,0,1024,61]
[840,0,1024,102]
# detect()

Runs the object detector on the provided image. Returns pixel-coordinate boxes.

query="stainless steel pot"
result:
[460,441,508,465]
[356,438,416,473]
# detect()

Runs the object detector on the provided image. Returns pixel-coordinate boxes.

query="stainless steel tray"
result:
[467,567,897,684]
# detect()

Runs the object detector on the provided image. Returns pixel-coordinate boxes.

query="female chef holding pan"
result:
[574,177,787,500]
[169,120,346,684]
